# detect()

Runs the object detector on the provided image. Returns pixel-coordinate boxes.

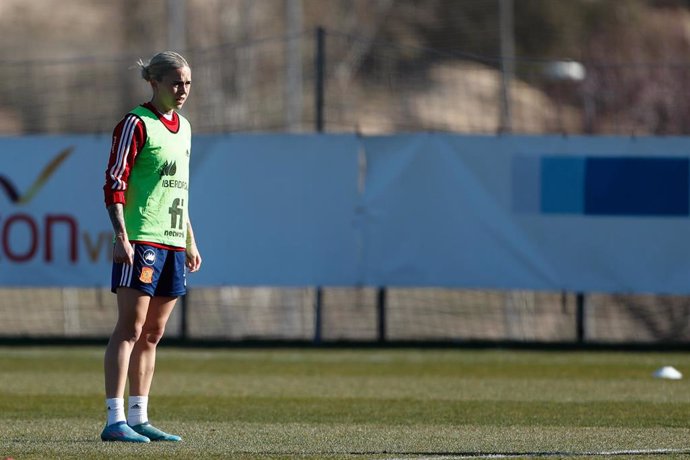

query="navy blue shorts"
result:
[111,243,186,297]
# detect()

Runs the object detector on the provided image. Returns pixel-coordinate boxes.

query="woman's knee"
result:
[143,326,166,346]
[112,322,144,343]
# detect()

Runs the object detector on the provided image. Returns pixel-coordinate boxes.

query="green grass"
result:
[1,347,690,459]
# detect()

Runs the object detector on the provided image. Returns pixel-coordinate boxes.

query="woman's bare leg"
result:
[128,295,178,396]
[104,288,151,398]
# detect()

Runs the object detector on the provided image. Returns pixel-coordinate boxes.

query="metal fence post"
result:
[315,26,326,133]
[314,287,323,344]
[313,26,326,344]
[576,292,586,343]
[498,0,514,133]
[377,287,387,342]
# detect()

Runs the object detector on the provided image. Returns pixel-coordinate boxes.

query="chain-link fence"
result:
[3,29,690,136]
[3,29,690,345]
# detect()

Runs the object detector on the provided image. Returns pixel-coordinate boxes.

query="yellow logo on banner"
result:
[0,147,74,205]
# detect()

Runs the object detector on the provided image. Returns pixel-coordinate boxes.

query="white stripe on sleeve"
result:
[109,115,140,191]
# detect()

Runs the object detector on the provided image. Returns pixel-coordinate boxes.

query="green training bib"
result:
[124,105,191,248]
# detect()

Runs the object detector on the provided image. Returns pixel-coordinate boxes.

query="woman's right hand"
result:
[113,235,134,265]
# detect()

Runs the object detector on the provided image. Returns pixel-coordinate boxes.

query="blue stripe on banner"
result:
[584,157,689,216]
[540,157,585,214]
[528,156,690,217]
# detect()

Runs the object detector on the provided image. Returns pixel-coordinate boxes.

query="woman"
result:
[101,51,202,443]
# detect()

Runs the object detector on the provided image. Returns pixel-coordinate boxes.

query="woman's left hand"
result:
[185,243,202,272]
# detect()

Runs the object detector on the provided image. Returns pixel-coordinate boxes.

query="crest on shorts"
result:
[142,249,156,266]
[139,266,154,283]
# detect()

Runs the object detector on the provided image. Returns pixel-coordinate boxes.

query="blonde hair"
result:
[137,51,189,82]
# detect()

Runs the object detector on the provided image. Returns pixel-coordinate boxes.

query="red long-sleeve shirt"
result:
[103,102,180,207]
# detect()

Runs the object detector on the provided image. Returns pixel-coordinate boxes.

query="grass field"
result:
[1,347,690,459]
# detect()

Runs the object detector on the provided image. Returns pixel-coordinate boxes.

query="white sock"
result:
[127,395,149,426]
[106,397,126,426]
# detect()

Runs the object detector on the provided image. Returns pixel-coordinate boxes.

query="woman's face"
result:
[151,66,191,113]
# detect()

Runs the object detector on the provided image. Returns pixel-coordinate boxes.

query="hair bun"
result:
[137,58,151,81]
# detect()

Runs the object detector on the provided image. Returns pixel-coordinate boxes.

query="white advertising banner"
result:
[2,133,690,293]
[0,134,362,288]
[0,136,114,286]
[360,135,690,293]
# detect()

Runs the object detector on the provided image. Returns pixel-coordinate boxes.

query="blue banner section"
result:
[585,157,689,216]
[541,157,585,214]
[537,156,690,216]
[191,134,361,286]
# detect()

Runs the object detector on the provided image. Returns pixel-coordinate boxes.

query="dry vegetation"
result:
[2,0,690,134]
